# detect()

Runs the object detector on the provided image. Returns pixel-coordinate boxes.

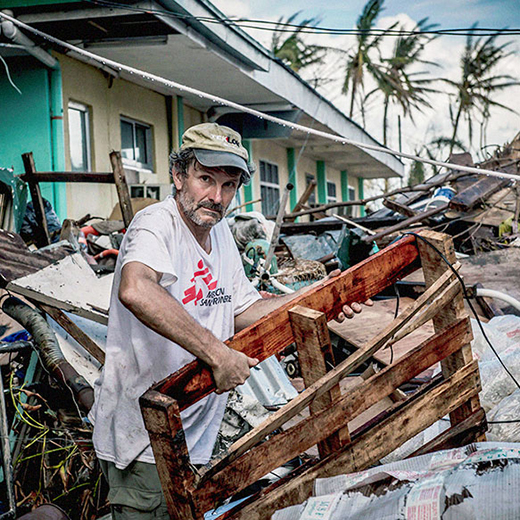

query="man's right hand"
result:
[211,348,259,394]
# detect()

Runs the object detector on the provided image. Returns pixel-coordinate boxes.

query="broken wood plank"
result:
[409,407,487,458]
[225,360,481,520]
[417,230,482,432]
[286,180,317,222]
[20,171,115,183]
[140,391,199,520]
[200,268,458,476]
[38,304,105,364]
[383,197,416,218]
[289,306,347,457]
[196,318,471,510]
[156,235,421,408]
[110,151,134,229]
[449,175,510,212]
[387,277,461,346]
[21,152,51,248]
[361,203,449,244]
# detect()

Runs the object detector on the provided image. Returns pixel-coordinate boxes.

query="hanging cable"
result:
[1,10,520,183]
[402,232,520,392]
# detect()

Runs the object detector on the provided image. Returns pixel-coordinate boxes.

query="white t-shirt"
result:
[89,196,261,470]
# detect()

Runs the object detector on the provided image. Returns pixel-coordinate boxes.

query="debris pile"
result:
[1,137,520,518]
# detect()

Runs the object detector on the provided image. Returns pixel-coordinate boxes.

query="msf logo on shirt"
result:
[182,259,218,306]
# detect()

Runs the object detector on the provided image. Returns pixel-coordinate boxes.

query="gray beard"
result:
[176,189,225,229]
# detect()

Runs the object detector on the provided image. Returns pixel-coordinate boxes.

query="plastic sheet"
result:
[487,389,520,443]
[273,443,520,520]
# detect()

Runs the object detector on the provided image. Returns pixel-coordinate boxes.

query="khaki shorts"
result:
[99,459,169,520]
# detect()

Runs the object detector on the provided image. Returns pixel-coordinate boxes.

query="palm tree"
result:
[365,18,439,146]
[342,0,397,118]
[443,26,519,155]
[271,12,326,74]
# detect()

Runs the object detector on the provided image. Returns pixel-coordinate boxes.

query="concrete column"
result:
[341,170,349,201]
[287,147,298,210]
[316,160,326,205]
[358,177,365,217]
[242,139,254,211]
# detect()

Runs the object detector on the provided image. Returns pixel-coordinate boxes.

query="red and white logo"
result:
[182,259,218,305]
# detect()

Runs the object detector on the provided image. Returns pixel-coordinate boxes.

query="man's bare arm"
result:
[119,261,258,392]
[235,270,373,332]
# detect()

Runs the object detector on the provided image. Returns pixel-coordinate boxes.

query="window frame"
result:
[120,116,154,173]
[259,159,280,216]
[306,173,316,205]
[327,180,337,204]
[68,100,92,172]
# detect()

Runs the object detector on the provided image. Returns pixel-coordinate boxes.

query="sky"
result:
[210,0,520,179]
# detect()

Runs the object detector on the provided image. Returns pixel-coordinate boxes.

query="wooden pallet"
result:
[139,230,486,520]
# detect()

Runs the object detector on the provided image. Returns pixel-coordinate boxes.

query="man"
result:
[90,123,367,519]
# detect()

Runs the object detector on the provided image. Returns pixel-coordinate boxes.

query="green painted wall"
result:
[341,170,349,201]
[242,139,253,211]
[358,177,365,217]
[286,147,298,209]
[0,57,66,220]
[316,160,326,205]
[0,58,67,220]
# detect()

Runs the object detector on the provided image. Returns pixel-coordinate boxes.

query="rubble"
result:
[1,138,520,518]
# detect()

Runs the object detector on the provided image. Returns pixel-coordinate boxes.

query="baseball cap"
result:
[180,123,250,178]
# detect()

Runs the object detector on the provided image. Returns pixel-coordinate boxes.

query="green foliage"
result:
[271,12,326,73]
[442,25,520,154]
[342,0,398,117]
[365,17,439,145]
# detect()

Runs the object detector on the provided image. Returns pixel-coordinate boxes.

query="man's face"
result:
[174,161,240,229]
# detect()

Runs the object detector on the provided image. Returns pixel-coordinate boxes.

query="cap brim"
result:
[193,149,248,175]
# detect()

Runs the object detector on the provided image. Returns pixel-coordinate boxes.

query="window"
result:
[68,101,91,171]
[327,181,337,204]
[121,117,154,171]
[306,174,316,205]
[259,160,280,215]
[130,185,161,200]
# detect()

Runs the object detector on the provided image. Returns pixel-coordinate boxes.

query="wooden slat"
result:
[154,234,421,408]
[409,407,487,458]
[417,230,481,428]
[387,277,461,346]
[201,267,458,477]
[289,306,347,458]
[109,151,134,229]
[286,180,317,222]
[21,152,51,248]
[226,360,481,520]
[361,203,449,244]
[139,391,198,520]
[383,197,416,218]
[196,318,471,510]
[38,304,105,364]
[20,171,115,183]
[449,175,510,212]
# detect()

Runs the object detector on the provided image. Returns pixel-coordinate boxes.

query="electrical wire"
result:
[388,283,400,365]
[1,10,519,185]
[0,54,22,95]
[402,231,520,392]
[84,0,520,37]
